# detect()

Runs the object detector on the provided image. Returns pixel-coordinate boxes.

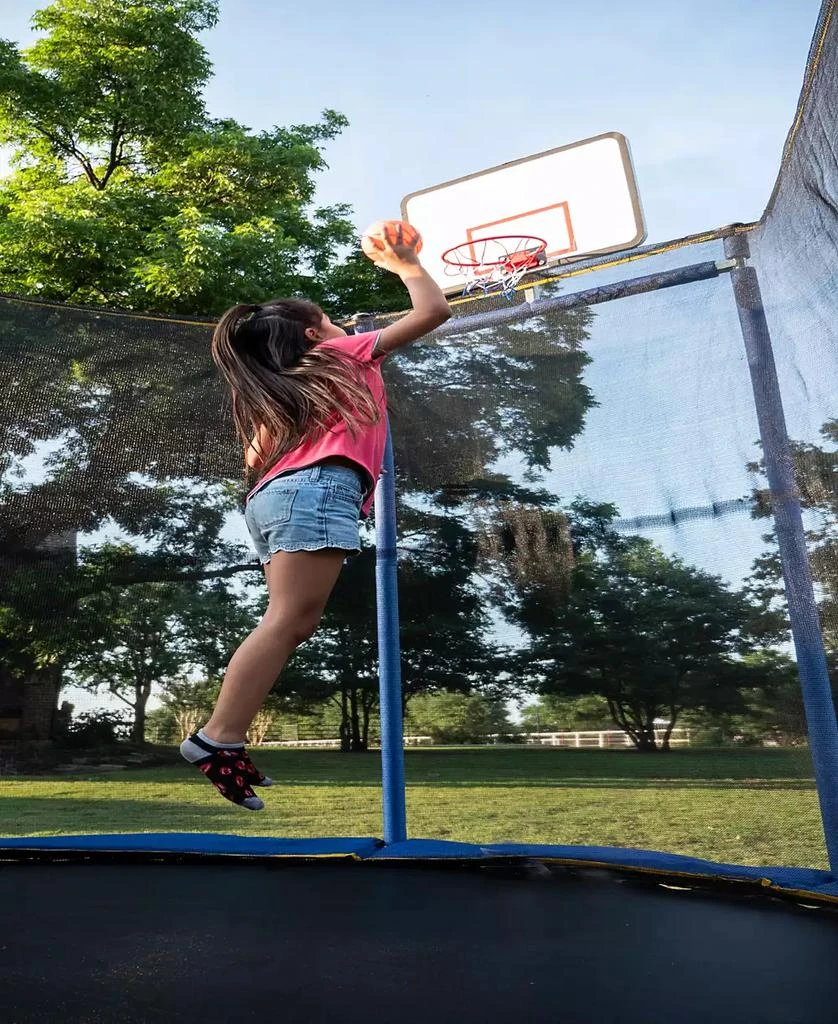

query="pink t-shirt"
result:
[246,331,387,517]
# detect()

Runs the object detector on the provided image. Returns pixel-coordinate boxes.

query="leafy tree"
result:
[0,0,413,581]
[322,250,408,321]
[146,677,220,745]
[518,695,612,733]
[149,680,295,746]
[405,692,511,744]
[748,418,838,653]
[684,650,827,747]
[739,663,838,745]
[389,301,595,496]
[175,577,260,678]
[65,523,255,743]
[0,0,391,315]
[1,483,253,685]
[68,573,189,743]
[504,504,769,751]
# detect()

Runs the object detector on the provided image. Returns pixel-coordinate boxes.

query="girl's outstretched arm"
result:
[369,236,450,355]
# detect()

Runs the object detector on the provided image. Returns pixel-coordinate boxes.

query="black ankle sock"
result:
[179,733,265,810]
[180,731,273,785]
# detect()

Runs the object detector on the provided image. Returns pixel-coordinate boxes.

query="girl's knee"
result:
[263,605,323,647]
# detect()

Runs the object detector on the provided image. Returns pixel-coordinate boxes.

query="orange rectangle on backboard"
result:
[467,203,577,262]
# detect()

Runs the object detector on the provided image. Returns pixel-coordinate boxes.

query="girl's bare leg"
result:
[203,548,347,742]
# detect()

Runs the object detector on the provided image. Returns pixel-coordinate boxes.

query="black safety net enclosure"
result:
[2,1,838,871]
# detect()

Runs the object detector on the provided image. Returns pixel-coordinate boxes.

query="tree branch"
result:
[32,120,102,189]
[100,120,126,189]
[108,682,133,709]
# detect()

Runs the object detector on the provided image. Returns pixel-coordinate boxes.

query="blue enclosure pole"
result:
[724,233,838,874]
[374,423,408,844]
[354,313,407,845]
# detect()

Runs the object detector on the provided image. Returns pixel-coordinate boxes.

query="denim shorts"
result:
[244,464,364,563]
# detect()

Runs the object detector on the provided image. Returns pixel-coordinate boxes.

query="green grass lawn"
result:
[0,746,826,869]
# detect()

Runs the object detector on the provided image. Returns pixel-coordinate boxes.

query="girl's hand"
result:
[366,227,423,277]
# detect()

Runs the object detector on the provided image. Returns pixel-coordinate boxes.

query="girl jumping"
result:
[180,227,450,808]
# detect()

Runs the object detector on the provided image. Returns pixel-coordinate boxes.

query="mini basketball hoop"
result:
[441,235,548,297]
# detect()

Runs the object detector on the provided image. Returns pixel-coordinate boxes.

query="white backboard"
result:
[401,132,646,295]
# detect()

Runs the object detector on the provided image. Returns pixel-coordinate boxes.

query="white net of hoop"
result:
[442,235,547,296]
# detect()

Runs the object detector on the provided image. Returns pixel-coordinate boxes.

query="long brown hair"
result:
[211,299,381,478]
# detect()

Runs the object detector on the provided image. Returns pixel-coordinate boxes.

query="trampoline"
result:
[5,4,838,1022]
[2,840,838,1024]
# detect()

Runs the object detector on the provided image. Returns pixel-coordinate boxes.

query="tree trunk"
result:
[607,696,659,752]
[362,701,372,750]
[249,708,274,746]
[635,730,658,752]
[177,707,203,742]
[132,699,146,745]
[349,688,364,751]
[339,689,351,752]
[660,708,679,752]
[637,716,659,752]
[131,679,154,746]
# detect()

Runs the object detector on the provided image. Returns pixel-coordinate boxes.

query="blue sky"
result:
[0,0,824,242]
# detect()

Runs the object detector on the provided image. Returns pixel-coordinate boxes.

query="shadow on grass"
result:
[0,795,281,838]
[8,748,817,792]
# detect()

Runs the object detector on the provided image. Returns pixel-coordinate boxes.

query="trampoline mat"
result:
[3,860,838,1023]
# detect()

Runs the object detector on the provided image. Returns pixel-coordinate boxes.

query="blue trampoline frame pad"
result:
[3,834,837,905]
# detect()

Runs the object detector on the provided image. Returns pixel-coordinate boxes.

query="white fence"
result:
[258,729,690,749]
[259,736,435,749]
[517,729,691,749]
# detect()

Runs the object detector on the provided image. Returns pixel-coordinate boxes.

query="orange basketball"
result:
[361,220,423,262]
